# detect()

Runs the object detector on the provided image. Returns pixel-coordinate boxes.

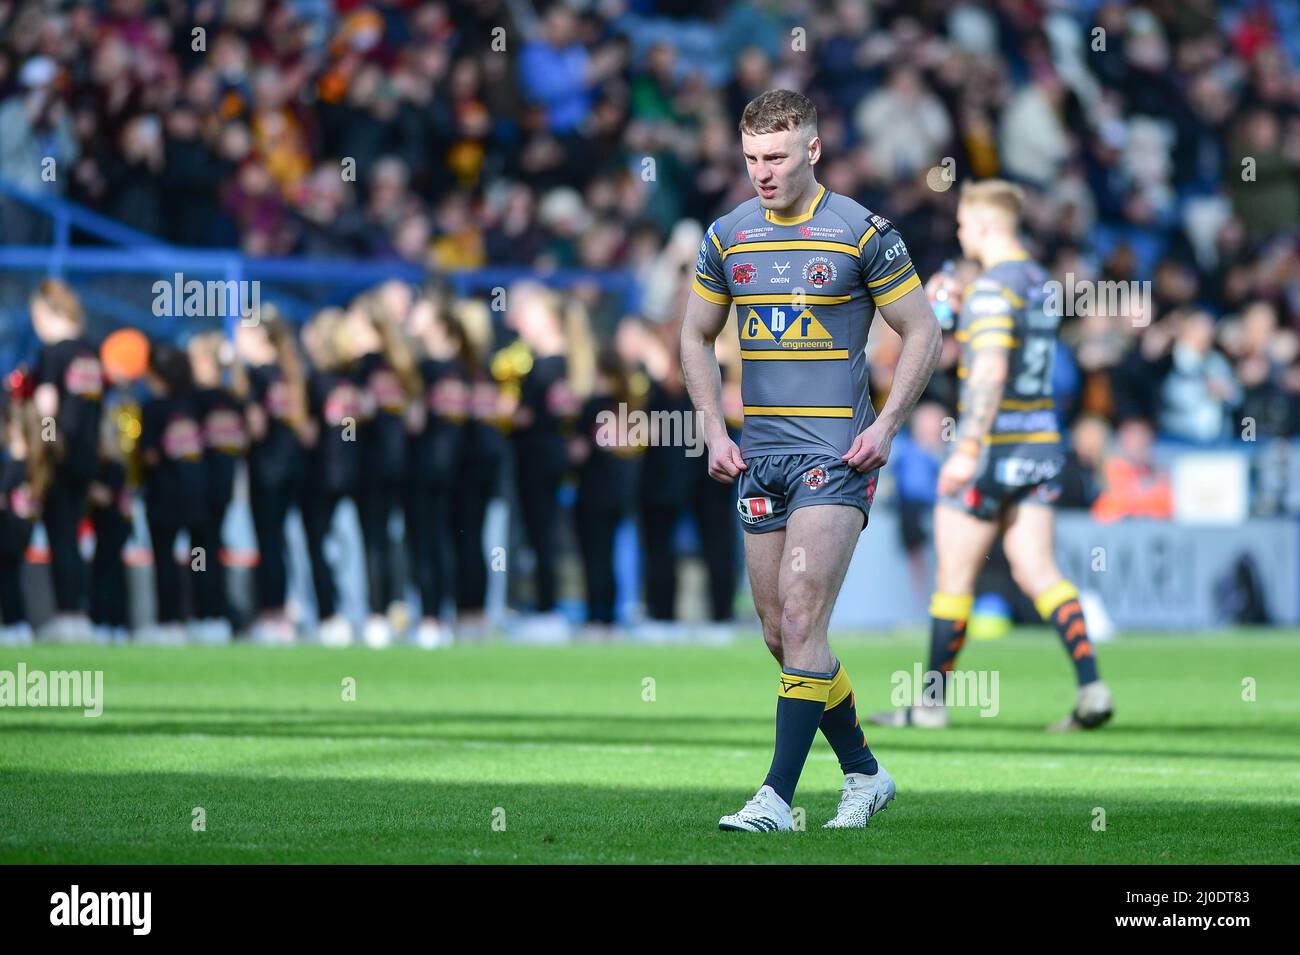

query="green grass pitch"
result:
[1,631,1297,864]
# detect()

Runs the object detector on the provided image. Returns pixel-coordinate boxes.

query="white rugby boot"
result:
[718,785,794,832]
[1048,680,1114,732]
[823,765,897,829]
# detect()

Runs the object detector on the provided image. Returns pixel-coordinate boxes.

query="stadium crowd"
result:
[2,0,1299,642]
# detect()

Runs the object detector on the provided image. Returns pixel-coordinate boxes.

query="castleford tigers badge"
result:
[802,466,827,490]
[802,257,837,288]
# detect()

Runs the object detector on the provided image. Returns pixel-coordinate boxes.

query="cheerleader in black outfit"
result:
[138,343,209,644]
[298,309,364,647]
[187,331,248,643]
[0,373,48,646]
[571,347,645,638]
[233,307,309,644]
[341,296,421,648]
[404,293,472,648]
[450,300,508,639]
[30,280,102,642]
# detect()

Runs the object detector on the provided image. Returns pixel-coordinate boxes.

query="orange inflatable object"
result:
[100,328,149,383]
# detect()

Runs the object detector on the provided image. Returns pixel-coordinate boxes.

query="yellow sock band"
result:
[826,664,853,709]
[778,670,833,703]
[929,592,974,621]
[1034,580,1080,620]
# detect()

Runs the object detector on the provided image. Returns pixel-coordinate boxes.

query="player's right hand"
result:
[707,435,748,484]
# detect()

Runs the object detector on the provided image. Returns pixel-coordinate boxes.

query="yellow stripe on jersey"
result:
[872,272,921,306]
[1001,288,1024,308]
[867,262,914,288]
[741,349,849,360]
[983,431,1060,445]
[970,332,1019,349]
[856,226,877,251]
[998,398,1055,410]
[763,184,826,226]
[732,292,851,305]
[957,397,1057,412]
[743,405,853,418]
[721,240,859,259]
[967,316,1015,334]
[710,230,723,253]
[691,278,731,306]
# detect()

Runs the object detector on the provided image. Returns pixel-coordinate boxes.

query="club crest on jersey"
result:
[737,495,774,524]
[731,262,757,285]
[802,466,827,490]
[802,257,837,288]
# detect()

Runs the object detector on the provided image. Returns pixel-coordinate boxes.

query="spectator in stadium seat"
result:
[1057,414,1110,511]
[518,6,621,136]
[1159,310,1241,442]
[1093,416,1173,523]
[0,56,79,243]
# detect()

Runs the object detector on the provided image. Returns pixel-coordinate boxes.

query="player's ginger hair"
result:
[739,89,818,137]
[958,179,1025,229]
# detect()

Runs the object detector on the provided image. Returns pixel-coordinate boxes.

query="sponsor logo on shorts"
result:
[802,466,827,490]
[737,495,774,524]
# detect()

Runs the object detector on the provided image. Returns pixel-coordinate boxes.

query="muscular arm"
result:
[875,285,944,437]
[679,292,732,445]
[956,346,1009,447]
[680,292,747,481]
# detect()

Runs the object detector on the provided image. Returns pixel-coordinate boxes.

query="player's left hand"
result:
[843,421,893,472]
[937,448,979,497]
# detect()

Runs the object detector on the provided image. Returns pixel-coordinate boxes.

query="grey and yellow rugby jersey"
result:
[956,255,1064,485]
[692,184,922,457]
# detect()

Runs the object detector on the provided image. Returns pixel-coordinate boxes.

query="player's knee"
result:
[778,597,819,651]
[1008,552,1058,595]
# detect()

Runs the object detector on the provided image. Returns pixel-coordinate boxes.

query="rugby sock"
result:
[926,592,973,700]
[763,667,834,806]
[1035,580,1099,686]
[819,662,879,776]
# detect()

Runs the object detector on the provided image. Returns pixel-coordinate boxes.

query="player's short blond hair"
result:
[959,179,1025,227]
[739,89,817,137]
